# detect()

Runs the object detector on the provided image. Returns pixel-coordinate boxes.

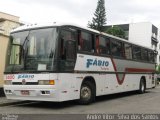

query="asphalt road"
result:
[0,86,160,115]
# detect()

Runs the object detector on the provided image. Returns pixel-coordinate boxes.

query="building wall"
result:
[0,12,19,22]
[157,29,160,65]
[0,12,21,89]
[0,20,20,36]
[129,22,160,65]
[107,22,160,65]
[129,22,152,48]
[0,35,9,87]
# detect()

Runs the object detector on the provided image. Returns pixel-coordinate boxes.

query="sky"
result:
[1,0,160,28]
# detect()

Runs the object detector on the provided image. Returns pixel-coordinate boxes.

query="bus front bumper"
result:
[3,85,60,102]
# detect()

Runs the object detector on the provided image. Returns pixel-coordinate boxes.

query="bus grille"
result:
[12,82,38,85]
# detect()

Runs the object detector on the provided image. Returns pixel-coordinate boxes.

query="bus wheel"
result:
[138,79,146,94]
[79,81,95,105]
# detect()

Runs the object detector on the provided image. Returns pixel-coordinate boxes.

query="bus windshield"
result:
[5,28,58,72]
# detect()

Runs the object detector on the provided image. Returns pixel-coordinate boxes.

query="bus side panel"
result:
[99,74,139,95]
[57,73,152,102]
[57,73,107,101]
[57,73,81,101]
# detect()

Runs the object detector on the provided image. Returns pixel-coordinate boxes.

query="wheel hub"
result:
[81,86,91,100]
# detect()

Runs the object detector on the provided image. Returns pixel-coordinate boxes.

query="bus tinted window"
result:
[111,39,123,57]
[133,46,141,60]
[99,36,110,55]
[60,30,77,60]
[141,49,148,61]
[148,51,155,62]
[124,43,132,59]
[60,29,77,71]
[80,31,92,52]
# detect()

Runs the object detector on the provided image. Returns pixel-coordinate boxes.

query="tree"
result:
[156,65,160,74]
[106,26,125,39]
[88,0,106,32]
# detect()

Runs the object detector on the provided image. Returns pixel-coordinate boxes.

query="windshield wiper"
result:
[22,31,30,48]
[22,31,31,70]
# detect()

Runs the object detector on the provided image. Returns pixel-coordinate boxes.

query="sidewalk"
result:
[0,97,22,106]
[0,87,21,106]
[0,97,20,105]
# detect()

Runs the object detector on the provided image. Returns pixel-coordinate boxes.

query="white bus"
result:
[4,23,156,104]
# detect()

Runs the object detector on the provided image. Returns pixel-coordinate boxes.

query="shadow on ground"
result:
[14,90,153,110]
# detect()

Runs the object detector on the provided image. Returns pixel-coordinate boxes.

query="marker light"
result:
[49,80,55,85]
[4,80,12,85]
[38,80,55,85]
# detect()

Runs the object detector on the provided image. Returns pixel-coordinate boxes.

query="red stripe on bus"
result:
[125,68,155,73]
[111,58,125,85]
[111,58,155,85]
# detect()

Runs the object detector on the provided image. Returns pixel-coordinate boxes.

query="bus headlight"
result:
[38,80,55,85]
[4,80,12,85]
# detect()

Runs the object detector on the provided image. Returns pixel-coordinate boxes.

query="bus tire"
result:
[138,78,146,94]
[78,81,95,105]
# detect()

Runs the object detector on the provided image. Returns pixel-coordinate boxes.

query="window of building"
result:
[124,43,132,59]
[124,31,129,40]
[111,39,123,57]
[151,41,157,50]
[98,36,110,55]
[133,46,141,60]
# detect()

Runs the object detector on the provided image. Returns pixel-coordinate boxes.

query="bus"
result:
[4,23,157,104]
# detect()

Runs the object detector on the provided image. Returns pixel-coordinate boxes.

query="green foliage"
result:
[88,0,107,32]
[156,65,160,74]
[106,26,125,39]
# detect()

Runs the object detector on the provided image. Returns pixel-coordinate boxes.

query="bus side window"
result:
[148,51,155,63]
[111,39,123,57]
[95,35,99,54]
[79,31,93,53]
[124,43,132,59]
[141,48,148,61]
[133,46,141,60]
[65,40,76,60]
[99,36,110,55]
[59,28,78,71]
[60,30,76,60]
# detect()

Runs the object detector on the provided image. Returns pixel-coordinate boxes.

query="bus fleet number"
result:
[6,75,15,80]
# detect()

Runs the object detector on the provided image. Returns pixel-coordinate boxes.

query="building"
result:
[0,12,22,95]
[106,22,160,65]
[0,34,8,91]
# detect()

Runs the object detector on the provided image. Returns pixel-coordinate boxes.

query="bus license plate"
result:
[21,90,29,95]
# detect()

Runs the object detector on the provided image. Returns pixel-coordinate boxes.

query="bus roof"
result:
[11,22,155,51]
[11,22,99,33]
